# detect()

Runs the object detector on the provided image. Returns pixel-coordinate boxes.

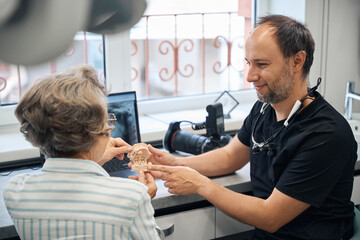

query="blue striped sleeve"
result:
[130,191,160,240]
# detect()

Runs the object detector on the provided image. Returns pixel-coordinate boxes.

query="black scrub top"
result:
[238,92,357,240]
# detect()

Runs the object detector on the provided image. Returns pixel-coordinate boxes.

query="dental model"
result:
[128,143,150,171]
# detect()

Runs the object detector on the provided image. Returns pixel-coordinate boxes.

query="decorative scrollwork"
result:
[158,40,174,55]
[212,35,244,74]
[233,36,244,49]
[158,39,194,81]
[212,35,229,74]
[0,77,7,92]
[212,61,227,74]
[98,42,103,54]
[131,40,139,81]
[131,41,138,56]
[158,40,176,81]
[177,39,194,77]
[178,64,194,78]
[64,46,75,56]
[212,35,226,49]
[33,77,41,84]
[230,36,245,72]
[159,67,174,82]
[99,70,105,84]
[178,39,194,53]
[131,68,139,81]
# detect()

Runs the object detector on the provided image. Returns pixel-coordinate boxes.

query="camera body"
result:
[163,102,232,155]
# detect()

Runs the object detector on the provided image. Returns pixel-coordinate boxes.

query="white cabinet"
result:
[352,175,360,205]
[155,174,360,240]
[156,206,215,240]
[215,208,254,238]
[155,206,254,239]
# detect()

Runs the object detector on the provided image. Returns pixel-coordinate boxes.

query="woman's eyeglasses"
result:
[107,113,117,131]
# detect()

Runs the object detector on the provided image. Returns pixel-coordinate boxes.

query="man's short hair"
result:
[256,14,315,79]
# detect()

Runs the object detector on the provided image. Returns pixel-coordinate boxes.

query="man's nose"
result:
[246,66,259,83]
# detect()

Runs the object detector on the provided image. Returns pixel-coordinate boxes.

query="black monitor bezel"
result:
[107,91,141,144]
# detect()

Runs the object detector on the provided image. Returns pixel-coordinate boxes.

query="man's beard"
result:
[257,67,294,104]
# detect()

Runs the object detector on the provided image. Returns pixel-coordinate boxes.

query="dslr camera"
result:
[163,102,232,155]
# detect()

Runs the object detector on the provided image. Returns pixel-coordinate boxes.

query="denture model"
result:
[128,143,150,171]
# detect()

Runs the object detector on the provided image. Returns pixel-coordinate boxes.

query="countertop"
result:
[151,163,252,211]
[0,163,252,239]
[1,159,360,239]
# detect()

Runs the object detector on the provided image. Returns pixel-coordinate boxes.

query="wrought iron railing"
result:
[130,11,252,100]
[0,11,252,104]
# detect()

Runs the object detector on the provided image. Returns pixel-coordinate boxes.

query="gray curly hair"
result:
[15,64,109,158]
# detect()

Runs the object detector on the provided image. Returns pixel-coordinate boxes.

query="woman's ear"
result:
[292,50,306,73]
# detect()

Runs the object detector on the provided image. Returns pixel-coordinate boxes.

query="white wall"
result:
[304,0,328,95]
[257,0,360,115]
[257,0,305,22]
[319,0,360,113]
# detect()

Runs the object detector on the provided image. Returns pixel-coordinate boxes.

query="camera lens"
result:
[163,120,232,155]
[171,130,207,155]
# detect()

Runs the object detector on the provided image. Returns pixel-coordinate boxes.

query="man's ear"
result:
[292,51,306,73]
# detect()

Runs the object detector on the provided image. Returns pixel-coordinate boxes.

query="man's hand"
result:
[99,137,132,166]
[147,145,177,165]
[141,145,180,179]
[148,164,210,195]
[129,170,158,199]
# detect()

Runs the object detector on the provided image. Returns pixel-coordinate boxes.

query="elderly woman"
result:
[3,64,163,239]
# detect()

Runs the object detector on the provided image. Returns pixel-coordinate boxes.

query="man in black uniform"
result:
[147,15,357,239]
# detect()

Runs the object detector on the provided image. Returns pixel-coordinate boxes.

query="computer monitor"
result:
[102,91,141,176]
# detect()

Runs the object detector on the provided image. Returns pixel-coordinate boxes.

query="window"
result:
[0,0,253,106]
[129,0,253,100]
[0,32,104,105]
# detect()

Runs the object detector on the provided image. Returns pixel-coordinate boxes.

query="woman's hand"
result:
[148,164,211,196]
[129,170,158,199]
[99,137,132,166]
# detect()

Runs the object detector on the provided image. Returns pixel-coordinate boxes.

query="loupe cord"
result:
[252,77,322,148]
[300,77,322,102]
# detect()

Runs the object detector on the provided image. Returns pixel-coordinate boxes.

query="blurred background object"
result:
[0,0,146,66]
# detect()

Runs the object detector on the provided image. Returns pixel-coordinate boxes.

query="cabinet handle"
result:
[162,224,175,237]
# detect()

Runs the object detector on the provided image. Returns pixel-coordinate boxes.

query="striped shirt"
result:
[3,158,161,240]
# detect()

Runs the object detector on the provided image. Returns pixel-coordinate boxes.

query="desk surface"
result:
[1,160,360,239]
[0,163,252,239]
